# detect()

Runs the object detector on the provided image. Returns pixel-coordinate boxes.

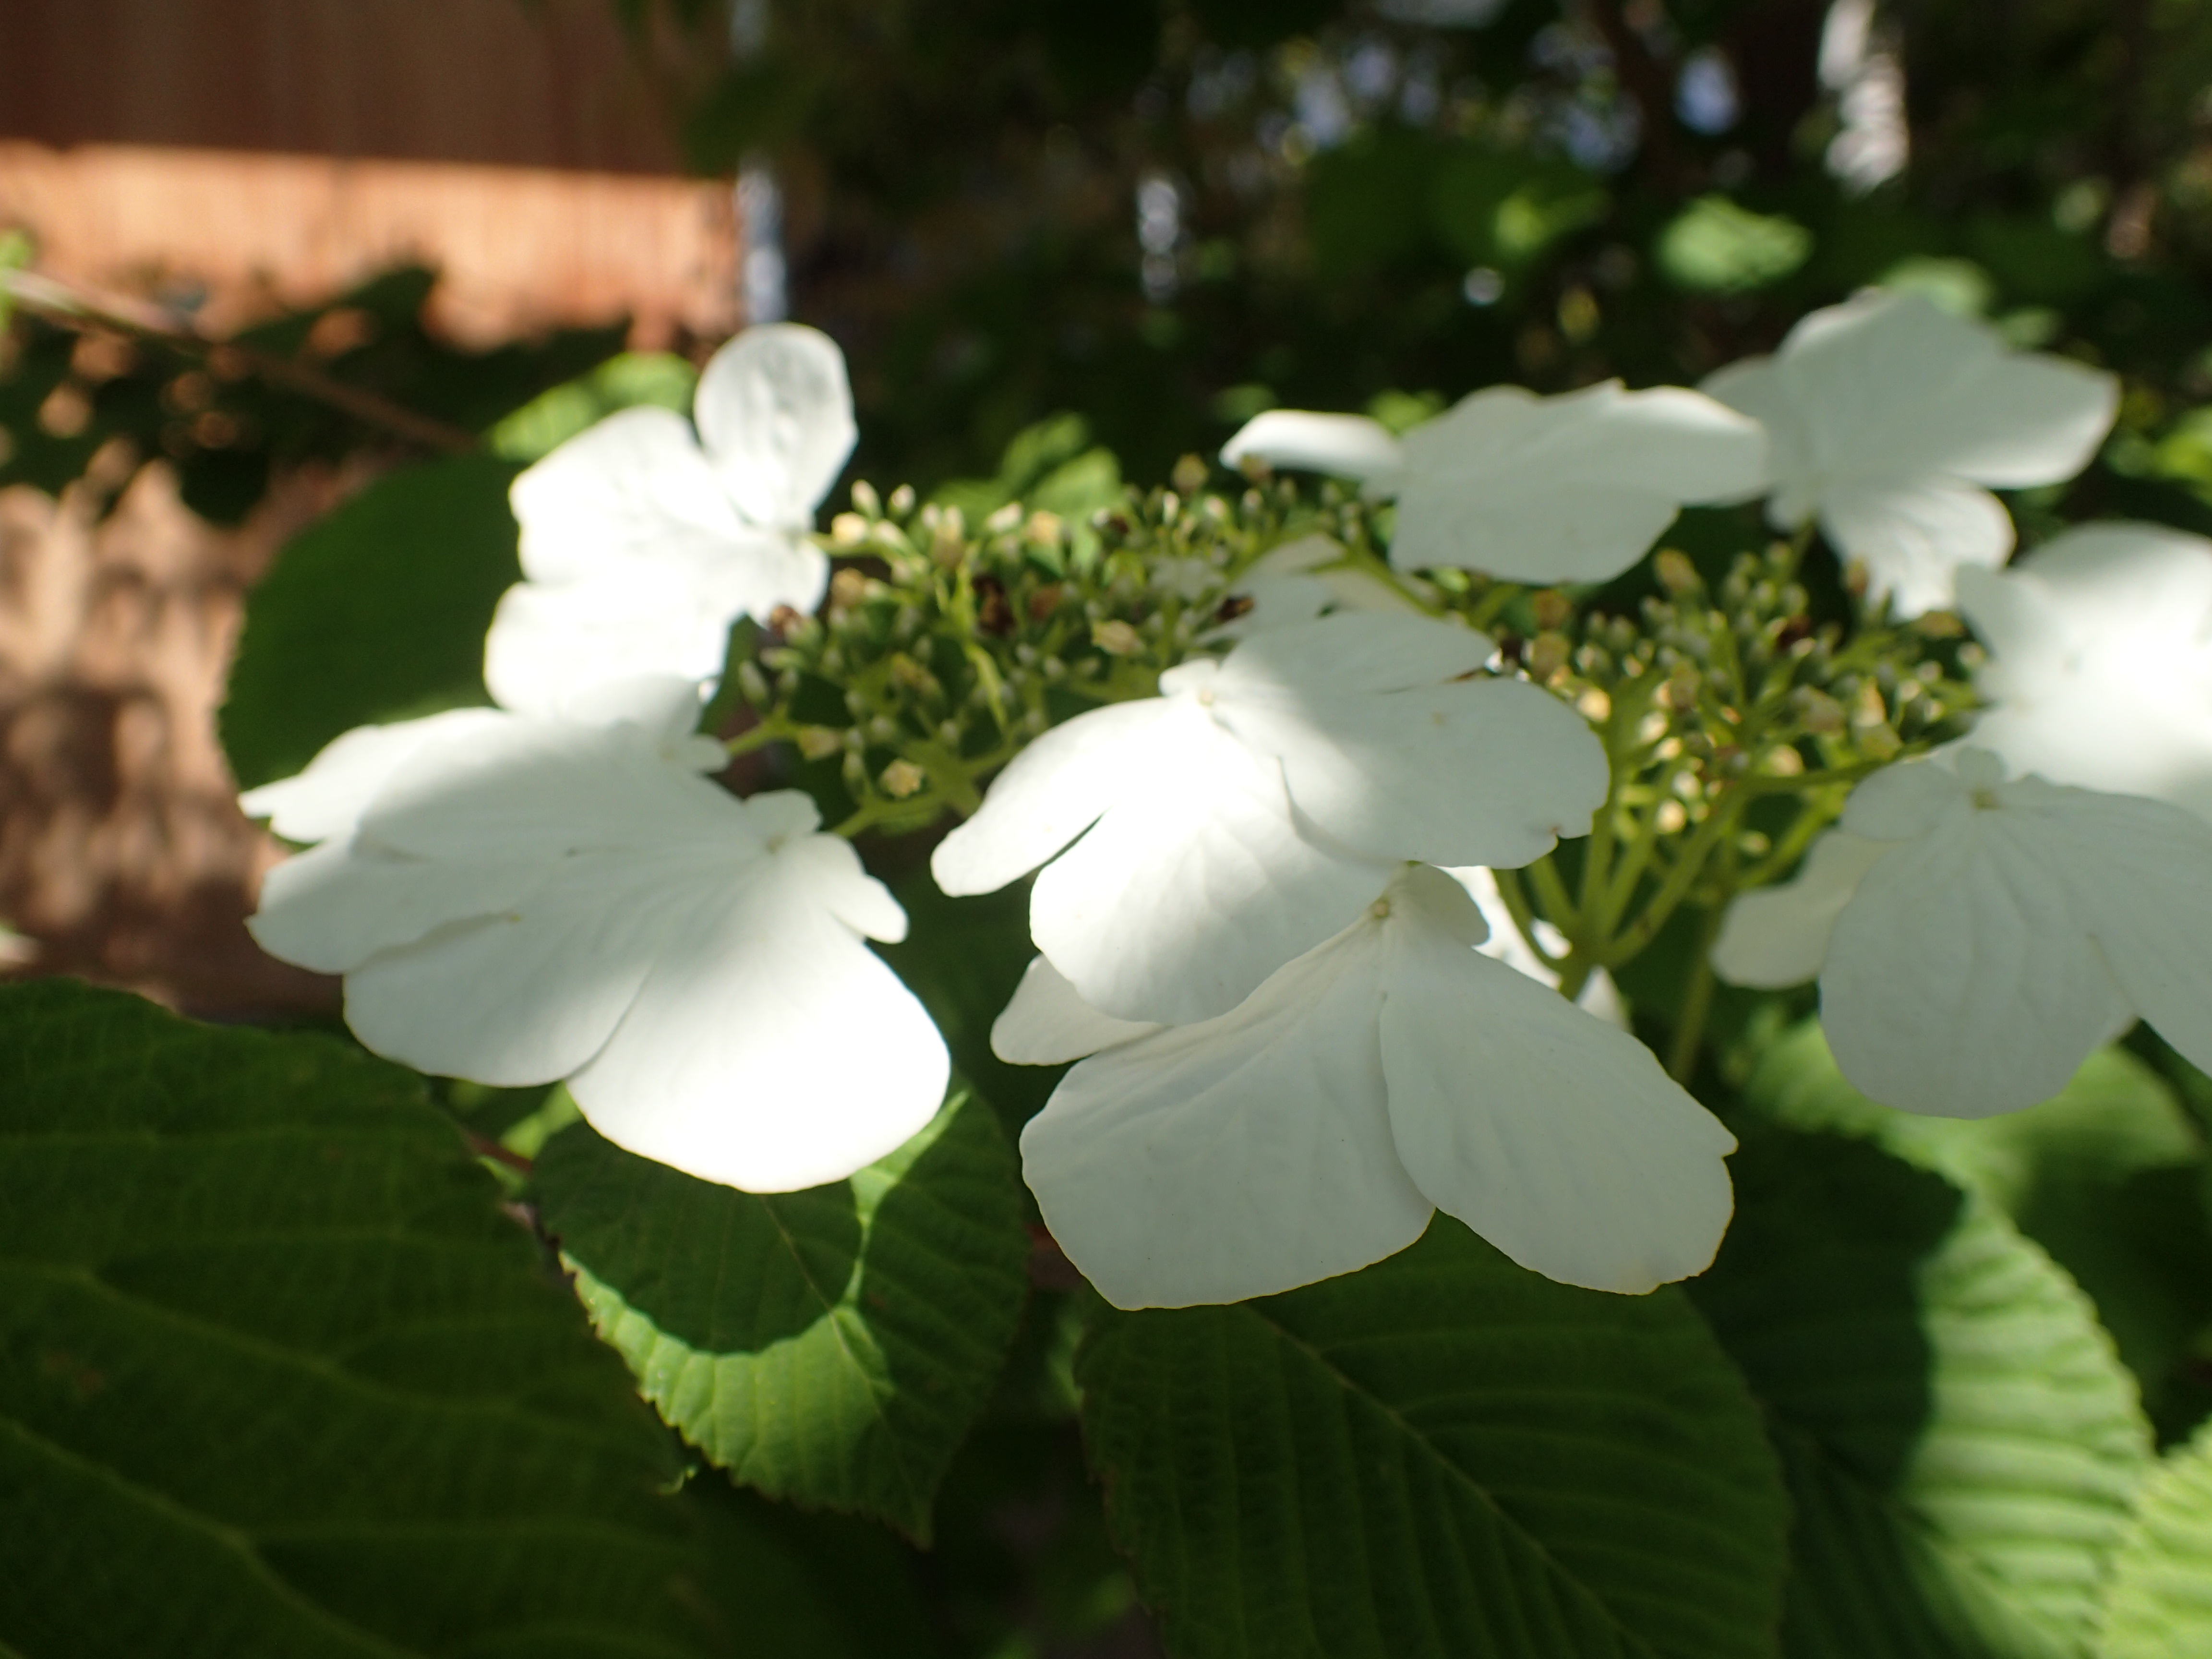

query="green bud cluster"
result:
[729,467,1299,835]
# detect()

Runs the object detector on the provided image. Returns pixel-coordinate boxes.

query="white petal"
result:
[1700,357,1812,515]
[1219,410,1405,483]
[1020,913,1431,1308]
[1709,830,1893,988]
[1027,705,1393,1023]
[1776,290,2114,490]
[248,841,545,975]
[483,532,826,716]
[1212,613,1609,868]
[991,955,1163,1065]
[693,324,857,531]
[570,851,948,1192]
[238,709,509,844]
[769,829,909,943]
[2009,779,2212,1079]
[930,697,1182,896]
[360,714,746,862]
[1819,789,2130,1117]
[1390,382,1769,582]
[340,846,713,1087]
[508,407,745,585]
[1819,473,2013,617]
[1379,866,1735,1294]
[1960,525,2212,821]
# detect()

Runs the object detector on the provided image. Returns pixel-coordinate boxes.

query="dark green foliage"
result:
[1079,1217,1791,1659]
[0,980,714,1659]
[220,453,523,790]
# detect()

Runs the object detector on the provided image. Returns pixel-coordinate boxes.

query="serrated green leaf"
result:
[0,979,712,1659]
[1690,1130,2153,1659]
[533,1091,1029,1541]
[1748,1022,2212,1437]
[1077,1217,1790,1659]
[221,454,523,791]
[2099,1419,2212,1655]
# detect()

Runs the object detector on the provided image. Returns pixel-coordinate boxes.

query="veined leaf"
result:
[0,979,713,1659]
[533,1091,1029,1541]
[1747,1022,2212,1439]
[2099,1419,2212,1655]
[1691,1130,2153,1658]
[1077,1216,1790,1659]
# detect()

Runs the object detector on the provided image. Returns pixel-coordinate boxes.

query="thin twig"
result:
[2,267,479,455]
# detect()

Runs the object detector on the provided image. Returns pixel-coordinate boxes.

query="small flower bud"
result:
[1654,549,1701,596]
[831,513,869,547]
[850,479,881,517]
[1575,686,1611,722]
[880,759,927,798]
[868,715,898,744]
[797,726,844,760]
[985,501,1024,533]
[1093,619,1142,655]
[842,751,867,788]
[829,568,869,609]
[1171,454,1210,496]
[1026,509,1065,548]
[1654,799,1689,834]
[735,661,771,707]
[888,483,916,517]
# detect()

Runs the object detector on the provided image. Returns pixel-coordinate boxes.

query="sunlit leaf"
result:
[2100,1419,2212,1656]
[1691,1129,2153,1658]
[533,1090,1030,1541]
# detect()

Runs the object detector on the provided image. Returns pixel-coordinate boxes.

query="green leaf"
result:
[221,454,523,791]
[1657,196,1813,294]
[2099,1420,2212,1655]
[1690,1130,2153,1658]
[0,979,712,1659]
[490,353,700,464]
[533,1091,1030,1542]
[1077,1217,1790,1659]
[1747,1022,2212,1438]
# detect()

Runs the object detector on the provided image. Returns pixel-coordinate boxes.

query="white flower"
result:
[999,864,1736,1307]
[1956,522,2212,824]
[1219,381,1767,584]
[484,324,857,715]
[1702,289,2117,617]
[930,611,1608,1024]
[1710,749,2212,1118]
[243,677,947,1192]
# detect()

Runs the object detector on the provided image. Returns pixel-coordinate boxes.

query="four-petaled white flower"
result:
[1956,522,2212,824]
[996,863,1736,1307]
[484,324,857,715]
[243,677,947,1191]
[1703,289,2118,618]
[1219,380,1767,584]
[1710,749,2212,1118]
[931,611,1608,1024]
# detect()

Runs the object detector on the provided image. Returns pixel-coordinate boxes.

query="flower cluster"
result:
[243,286,2211,1314]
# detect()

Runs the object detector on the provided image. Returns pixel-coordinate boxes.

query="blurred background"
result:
[3,0,2212,1011]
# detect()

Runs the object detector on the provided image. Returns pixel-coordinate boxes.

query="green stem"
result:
[1666,908,1722,1082]
[1488,866,1564,971]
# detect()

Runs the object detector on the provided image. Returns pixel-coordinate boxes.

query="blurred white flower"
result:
[243,677,946,1192]
[1002,864,1735,1307]
[931,611,1607,1024]
[1956,522,2212,823]
[1703,290,2117,616]
[1219,381,1766,584]
[484,324,856,715]
[1711,749,2212,1118]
